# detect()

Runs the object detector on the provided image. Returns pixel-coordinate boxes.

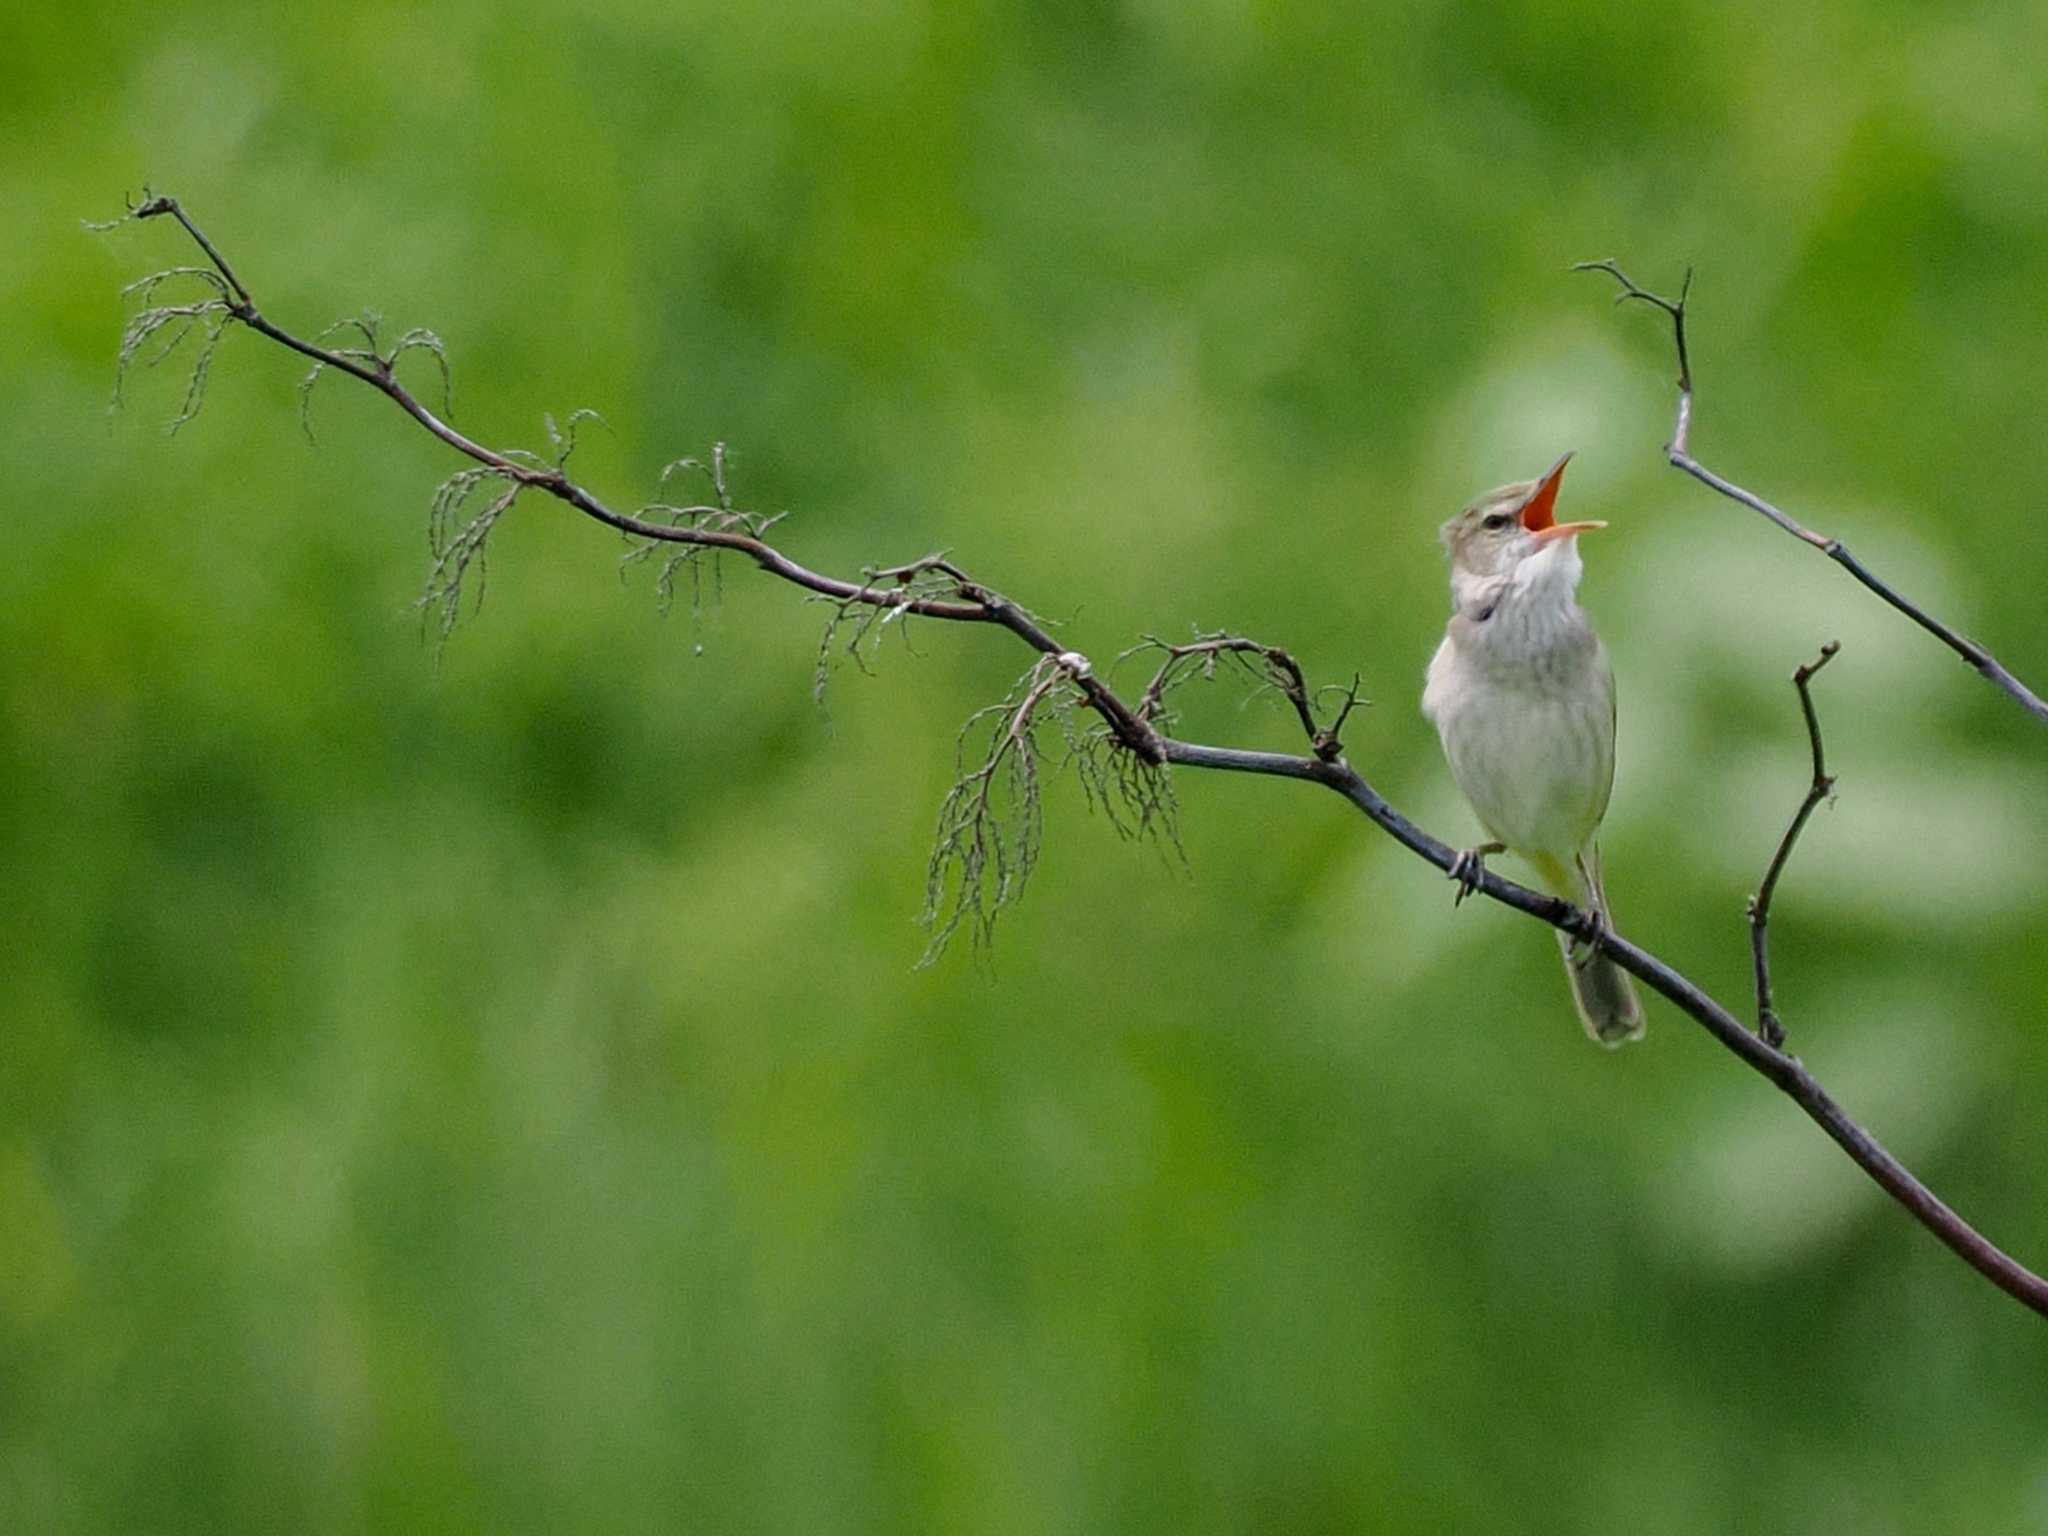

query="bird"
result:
[1420,453,1645,1046]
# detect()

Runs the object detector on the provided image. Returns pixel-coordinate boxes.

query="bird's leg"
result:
[1564,852,1611,958]
[1563,907,1610,964]
[1447,841,1507,906]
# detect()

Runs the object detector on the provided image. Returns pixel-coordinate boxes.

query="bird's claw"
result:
[1448,842,1505,907]
[1565,904,1611,956]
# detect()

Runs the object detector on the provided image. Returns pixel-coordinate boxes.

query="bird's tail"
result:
[1541,847,1645,1048]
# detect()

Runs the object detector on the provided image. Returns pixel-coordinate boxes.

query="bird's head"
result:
[1438,453,1606,581]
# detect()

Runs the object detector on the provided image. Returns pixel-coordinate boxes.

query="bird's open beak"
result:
[1519,452,1606,542]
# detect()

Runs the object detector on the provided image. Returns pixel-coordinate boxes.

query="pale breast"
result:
[1424,615,1616,864]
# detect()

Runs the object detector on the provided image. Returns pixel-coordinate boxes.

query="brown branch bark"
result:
[1574,260,2048,725]
[115,195,2048,1321]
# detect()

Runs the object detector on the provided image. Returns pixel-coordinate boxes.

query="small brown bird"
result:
[1421,454,1645,1046]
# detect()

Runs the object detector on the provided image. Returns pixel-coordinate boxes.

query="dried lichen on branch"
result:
[922,650,1179,963]
[1126,630,1367,762]
[110,266,235,429]
[421,466,523,639]
[620,449,789,621]
[298,314,453,444]
[809,554,992,706]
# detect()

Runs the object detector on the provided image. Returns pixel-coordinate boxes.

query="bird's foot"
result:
[1564,903,1612,960]
[1448,842,1506,906]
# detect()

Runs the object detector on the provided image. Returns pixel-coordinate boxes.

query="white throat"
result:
[1452,535,1585,622]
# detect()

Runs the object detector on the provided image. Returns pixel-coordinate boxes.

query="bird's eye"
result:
[1481,513,1511,531]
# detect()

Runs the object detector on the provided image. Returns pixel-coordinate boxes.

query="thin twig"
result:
[1314,674,1368,763]
[1126,631,1362,761]
[1748,641,1841,1049]
[113,195,2048,1322]
[1574,258,1693,396]
[1575,260,2048,725]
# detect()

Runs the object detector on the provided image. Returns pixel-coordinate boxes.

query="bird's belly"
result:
[1431,675,1611,863]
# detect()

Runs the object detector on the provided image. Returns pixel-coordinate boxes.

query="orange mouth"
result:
[1519,452,1605,542]
[1517,452,1572,533]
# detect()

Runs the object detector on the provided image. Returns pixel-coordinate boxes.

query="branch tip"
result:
[1574,258,1691,393]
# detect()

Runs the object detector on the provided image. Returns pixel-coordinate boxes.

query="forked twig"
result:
[1125,631,1365,762]
[1748,641,1841,1049]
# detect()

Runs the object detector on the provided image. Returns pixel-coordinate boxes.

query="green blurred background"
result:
[9,1,2048,1530]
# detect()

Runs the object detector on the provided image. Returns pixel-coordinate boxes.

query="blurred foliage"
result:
[8,1,2048,1530]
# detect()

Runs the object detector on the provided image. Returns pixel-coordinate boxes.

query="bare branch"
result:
[114,194,2048,1322]
[1747,641,1842,1049]
[1577,261,2048,725]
